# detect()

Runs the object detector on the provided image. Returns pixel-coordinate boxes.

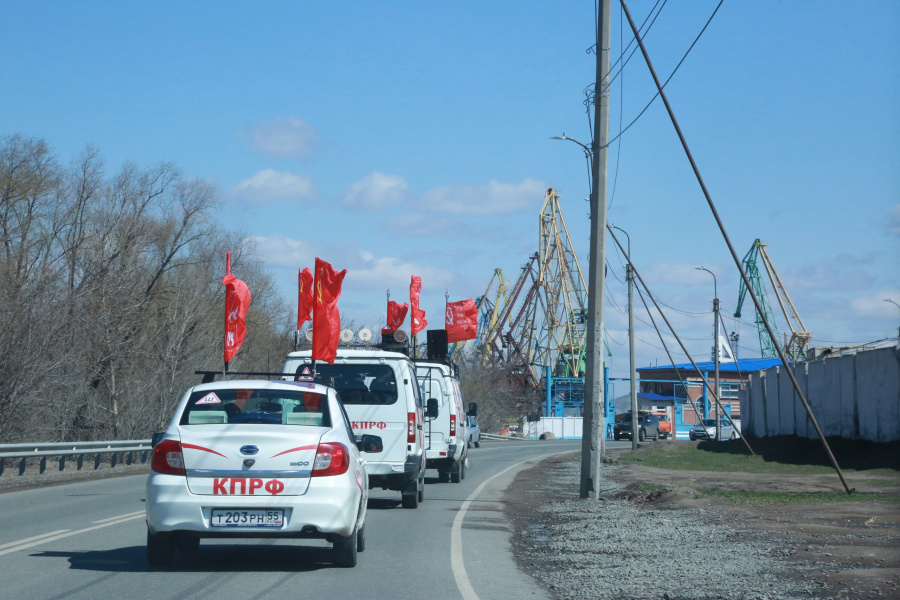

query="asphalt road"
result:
[0,439,596,600]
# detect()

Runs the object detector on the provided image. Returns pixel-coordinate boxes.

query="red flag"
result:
[297,267,313,329]
[381,300,409,335]
[312,257,347,365]
[445,298,477,343]
[410,275,427,335]
[222,251,252,364]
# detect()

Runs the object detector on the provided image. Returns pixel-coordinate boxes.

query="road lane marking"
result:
[0,531,71,551]
[0,514,144,557]
[93,510,144,524]
[451,453,549,600]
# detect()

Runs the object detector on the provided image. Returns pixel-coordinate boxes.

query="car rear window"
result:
[293,363,398,405]
[180,388,331,426]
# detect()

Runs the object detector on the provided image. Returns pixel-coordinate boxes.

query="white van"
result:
[415,360,468,483]
[282,349,426,508]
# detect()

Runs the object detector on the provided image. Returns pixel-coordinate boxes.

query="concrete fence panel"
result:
[838,354,858,439]
[792,364,810,439]
[854,347,900,442]
[778,366,796,436]
[765,367,781,437]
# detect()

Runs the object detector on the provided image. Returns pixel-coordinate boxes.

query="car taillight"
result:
[151,439,186,476]
[450,414,457,437]
[312,442,350,477]
[408,412,416,443]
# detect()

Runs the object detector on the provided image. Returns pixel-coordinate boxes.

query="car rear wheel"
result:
[729,431,736,440]
[356,521,366,552]
[450,459,462,483]
[147,529,175,568]
[333,530,358,567]
[638,428,646,442]
[474,441,480,448]
[417,476,425,502]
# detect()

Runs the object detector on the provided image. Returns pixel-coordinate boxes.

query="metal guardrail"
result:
[480,433,533,442]
[0,440,153,477]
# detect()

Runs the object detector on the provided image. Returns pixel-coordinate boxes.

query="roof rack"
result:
[194,370,297,384]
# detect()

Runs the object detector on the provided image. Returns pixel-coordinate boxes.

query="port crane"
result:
[735,239,812,361]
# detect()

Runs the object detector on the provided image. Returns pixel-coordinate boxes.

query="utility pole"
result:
[697,266,720,441]
[580,0,611,500]
[612,225,637,449]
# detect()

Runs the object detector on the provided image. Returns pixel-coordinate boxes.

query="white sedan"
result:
[146,379,382,568]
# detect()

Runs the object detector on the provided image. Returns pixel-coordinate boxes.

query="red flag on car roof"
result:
[445,298,477,343]
[410,275,427,335]
[381,300,409,335]
[297,267,313,329]
[222,251,252,365]
[312,257,347,365]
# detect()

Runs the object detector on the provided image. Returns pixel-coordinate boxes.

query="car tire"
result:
[147,529,175,568]
[356,521,366,553]
[639,428,646,442]
[450,459,462,483]
[474,441,480,448]
[417,476,425,503]
[401,490,419,509]
[729,431,736,440]
[652,429,659,441]
[333,529,358,568]
[614,433,621,441]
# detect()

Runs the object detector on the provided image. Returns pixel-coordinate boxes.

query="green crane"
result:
[734,239,780,359]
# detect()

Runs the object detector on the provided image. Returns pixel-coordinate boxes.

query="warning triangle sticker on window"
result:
[299,367,313,381]
[196,392,221,405]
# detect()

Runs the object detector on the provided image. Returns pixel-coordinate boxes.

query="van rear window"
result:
[294,363,398,405]
[180,388,331,426]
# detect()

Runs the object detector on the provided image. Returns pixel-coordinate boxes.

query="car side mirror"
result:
[467,402,478,417]
[356,434,383,453]
[426,398,439,419]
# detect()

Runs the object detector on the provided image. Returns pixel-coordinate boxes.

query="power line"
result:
[604,0,725,149]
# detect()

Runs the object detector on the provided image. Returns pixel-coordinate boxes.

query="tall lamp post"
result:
[611,225,638,449]
[885,299,900,343]
[696,266,720,442]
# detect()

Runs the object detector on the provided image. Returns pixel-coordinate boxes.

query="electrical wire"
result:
[603,0,725,149]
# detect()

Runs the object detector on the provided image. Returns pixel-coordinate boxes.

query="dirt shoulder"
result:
[506,442,900,600]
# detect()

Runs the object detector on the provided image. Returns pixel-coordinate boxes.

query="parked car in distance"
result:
[613,413,661,441]
[689,418,737,441]
[145,379,379,569]
[466,415,481,448]
[650,411,672,439]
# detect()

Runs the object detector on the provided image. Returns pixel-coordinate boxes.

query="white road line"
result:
[0,531,71,551]
[93,510,144,524]
[450,454,546,600]
[0,514,144,557]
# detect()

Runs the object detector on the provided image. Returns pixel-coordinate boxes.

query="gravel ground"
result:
[506,451,890,600]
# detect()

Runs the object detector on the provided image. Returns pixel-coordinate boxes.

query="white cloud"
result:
[249,234,316,269]
[240,117,321,158]
[885,204,900,237]
[419,178,547,215]
[230,169,317,205]
[341,172,410,211]
[348,250,454,292]
[850,290,900,317]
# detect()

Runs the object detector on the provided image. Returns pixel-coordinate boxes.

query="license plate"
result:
[210,509,284,528]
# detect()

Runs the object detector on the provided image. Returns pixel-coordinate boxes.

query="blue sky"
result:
[2,1,898,379]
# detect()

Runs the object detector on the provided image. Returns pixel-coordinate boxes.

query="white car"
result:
[466,415,481,448]
[146,379,381,568]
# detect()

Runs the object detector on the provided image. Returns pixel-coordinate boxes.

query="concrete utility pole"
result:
[580,0,611,500]
[697,266,720,441]
[612,226,637,449]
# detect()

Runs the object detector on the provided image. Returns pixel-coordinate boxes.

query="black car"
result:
[613,413,661,441]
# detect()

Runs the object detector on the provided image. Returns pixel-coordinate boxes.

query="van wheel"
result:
[438,470,450,483]
[147,529,175,568]
[450,460,462,483]
[729,431,736,440]
[417,476,425,503]
[401,491,419,509]
[356,522,366,553]
[474,441,480,448]
[333,530,358,567]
